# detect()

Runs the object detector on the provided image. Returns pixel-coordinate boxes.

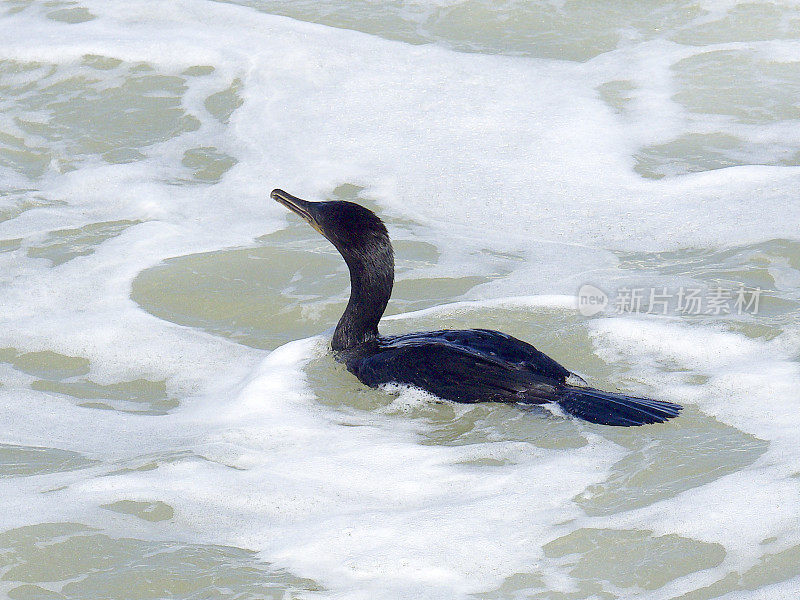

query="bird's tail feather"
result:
[555,386,682,426]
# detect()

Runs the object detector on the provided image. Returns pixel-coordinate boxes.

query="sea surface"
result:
[1,1,799,598]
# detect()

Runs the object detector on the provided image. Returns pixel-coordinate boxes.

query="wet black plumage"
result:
[271,189,681,427]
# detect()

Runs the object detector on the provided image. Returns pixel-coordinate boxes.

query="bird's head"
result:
[271,189,392,265]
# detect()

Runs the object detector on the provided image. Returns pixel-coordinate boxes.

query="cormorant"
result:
[271,189,682,426]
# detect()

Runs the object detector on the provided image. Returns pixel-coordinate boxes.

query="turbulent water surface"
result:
[1,1,800,598]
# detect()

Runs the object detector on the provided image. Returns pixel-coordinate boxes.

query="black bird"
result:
[271,189,682,426]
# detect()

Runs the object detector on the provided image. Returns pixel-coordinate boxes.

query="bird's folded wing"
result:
[350,341,561,404]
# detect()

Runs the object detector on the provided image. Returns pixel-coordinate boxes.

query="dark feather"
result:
[346,329,681,426]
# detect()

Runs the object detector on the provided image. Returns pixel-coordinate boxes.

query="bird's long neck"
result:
[331,243,394,351]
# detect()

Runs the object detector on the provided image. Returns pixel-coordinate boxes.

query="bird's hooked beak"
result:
[271,189,324,235]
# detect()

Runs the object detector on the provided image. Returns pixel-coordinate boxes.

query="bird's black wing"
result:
[347,329,567,404]
[378,329,572,382]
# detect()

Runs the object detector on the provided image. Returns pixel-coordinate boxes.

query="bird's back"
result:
[343,328,572,404]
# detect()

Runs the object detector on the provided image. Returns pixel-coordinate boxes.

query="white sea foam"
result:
[2,0,798,257]
[1,0,799,598]
[585,316,800,581]
[36,334,622,597]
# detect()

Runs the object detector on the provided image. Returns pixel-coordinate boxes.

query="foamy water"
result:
[1,1,799,598]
